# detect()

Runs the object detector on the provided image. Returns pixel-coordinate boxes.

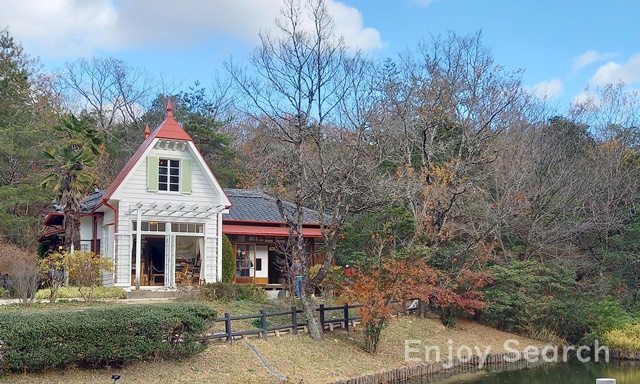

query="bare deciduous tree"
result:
[372,32,526,249]
[11,256,41,306]
[56,57,158,131]
[0,241,40,305]
[227,0,382,340]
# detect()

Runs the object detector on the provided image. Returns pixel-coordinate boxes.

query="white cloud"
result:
[588,53,640,86]
[571,90,597,107]
[0,0,118,57]
[0,0,382,58]
[570,50,616,75]
[526,79,563,100]
[326,1,383,51]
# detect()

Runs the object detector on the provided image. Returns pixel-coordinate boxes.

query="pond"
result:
[407,358,640,384]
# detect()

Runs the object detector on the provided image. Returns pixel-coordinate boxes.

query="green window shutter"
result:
[147,155,159,192]
[180,158,192,195]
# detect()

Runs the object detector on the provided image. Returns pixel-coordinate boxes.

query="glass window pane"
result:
[170,184,179,192]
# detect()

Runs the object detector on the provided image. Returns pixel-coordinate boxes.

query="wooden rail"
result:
[208,300,418,344]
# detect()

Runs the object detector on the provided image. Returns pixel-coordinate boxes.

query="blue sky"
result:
[1,0,638,110]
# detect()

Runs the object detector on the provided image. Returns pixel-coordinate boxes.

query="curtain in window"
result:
[198,237,205,283]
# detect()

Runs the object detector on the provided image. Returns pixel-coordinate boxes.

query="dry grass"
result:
[1,309,544,384]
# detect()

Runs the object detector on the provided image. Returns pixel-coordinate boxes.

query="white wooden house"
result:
[41,101,231,289]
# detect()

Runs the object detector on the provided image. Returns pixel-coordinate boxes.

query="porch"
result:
[130,231,206,288]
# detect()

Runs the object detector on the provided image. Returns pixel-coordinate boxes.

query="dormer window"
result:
[147,155,192,194]
[159,159,180,192]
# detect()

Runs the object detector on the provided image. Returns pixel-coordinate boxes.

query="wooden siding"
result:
[114,234,131,287]
[98,137,228,288]
[100,220,114,286]
[203,237,217,282]
[112,144,220,206]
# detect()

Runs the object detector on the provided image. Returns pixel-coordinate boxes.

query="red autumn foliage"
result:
[341,257,492,354]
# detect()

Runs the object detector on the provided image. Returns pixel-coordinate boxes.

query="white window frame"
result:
[159,158,180,192]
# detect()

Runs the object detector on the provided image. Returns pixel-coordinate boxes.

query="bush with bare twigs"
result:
[0,241,42,305]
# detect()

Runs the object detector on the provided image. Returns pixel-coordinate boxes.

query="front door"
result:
[131,235,165,286]
[139,236,165,286]
[268,248,285,284]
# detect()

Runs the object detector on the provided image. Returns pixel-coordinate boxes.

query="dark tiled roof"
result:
[52,188,320,225]
[82,189,105,212]
[223,189,320,224]
[51,189,105,213]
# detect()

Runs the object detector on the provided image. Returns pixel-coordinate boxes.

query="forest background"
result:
[1,0,639,346]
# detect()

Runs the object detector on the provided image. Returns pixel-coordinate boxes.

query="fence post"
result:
[291,306,298,335]
[596,379,616,384]
[224,312,232,345]
[319,304,325,331]
[260,309,268,340]
[344,303,350,331]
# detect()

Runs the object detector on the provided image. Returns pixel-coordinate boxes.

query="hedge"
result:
[33,286,128,300]
[0,303,216,372]
[200,282,266,303]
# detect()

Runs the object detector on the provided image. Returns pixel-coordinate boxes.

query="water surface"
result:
[408,358,640,384]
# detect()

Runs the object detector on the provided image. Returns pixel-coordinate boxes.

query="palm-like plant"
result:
[41,114,103,252]
[41,146,97,251]
[54,113,104,156]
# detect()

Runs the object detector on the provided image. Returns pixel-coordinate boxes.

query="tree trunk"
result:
[71,211,82,252]
[300,284,323,340]
[63,210,73,252]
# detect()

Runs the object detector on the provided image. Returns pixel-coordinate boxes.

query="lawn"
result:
[0,295,544,384]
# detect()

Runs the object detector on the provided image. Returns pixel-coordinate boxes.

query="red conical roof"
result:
[154,99,192,141]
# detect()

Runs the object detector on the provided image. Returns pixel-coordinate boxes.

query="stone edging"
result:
[327,349,554,384]
[609,349,640,360]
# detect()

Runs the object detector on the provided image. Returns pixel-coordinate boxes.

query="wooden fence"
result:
[208,300,419,344]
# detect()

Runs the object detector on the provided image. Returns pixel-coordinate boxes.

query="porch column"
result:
[217,213,223,283]
[165,226,174,288]
[135,209,142,287]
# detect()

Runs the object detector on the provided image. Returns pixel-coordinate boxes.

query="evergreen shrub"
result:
[0,303,216,372]
[480,260,589,342]
[603,323,640,352]
[221,235,235,283]
[583,296,635,344]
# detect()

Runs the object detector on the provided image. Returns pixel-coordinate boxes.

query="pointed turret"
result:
[144,124,151,139]
[167,99,173,117]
